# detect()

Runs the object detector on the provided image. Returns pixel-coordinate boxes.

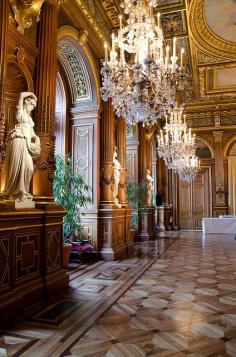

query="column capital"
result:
[213,131,223,143]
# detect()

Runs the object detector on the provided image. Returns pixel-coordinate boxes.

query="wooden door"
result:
[179,168,211,229]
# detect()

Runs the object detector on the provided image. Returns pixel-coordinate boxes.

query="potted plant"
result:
[127,180,147,239]
[53,154,91,267]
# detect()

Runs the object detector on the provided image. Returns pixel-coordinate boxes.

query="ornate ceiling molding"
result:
[74,0,111,44]
[189,0,236,59]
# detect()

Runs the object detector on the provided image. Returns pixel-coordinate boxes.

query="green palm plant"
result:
[53,154,91,241]
[127,180,147,229]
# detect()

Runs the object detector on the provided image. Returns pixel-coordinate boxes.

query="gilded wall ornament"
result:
[10,0,45,34]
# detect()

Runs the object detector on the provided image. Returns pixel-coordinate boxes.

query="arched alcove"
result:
[5,62,31,131]
[195,139,212,159]
[56,27,100,248]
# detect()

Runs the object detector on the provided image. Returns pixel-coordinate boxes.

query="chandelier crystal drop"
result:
[101,0,186,126]
[157,106,200,182]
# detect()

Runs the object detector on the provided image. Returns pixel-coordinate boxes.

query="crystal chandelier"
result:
[157,106,195,169]
[101,0,186,126]
[177,154,200,183]
[157,106,200,182]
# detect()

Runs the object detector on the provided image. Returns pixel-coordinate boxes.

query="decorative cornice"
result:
[70,105,100,119]
[75,0,110,44]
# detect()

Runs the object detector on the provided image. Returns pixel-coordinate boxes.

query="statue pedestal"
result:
[157,206,165,237]
[164,205,173,230]
[0,203,68,325]
[138,207,155,241]
[15,199,35,209]
[98,206,134,260]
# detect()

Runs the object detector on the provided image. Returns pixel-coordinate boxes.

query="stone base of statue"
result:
[15,197,35,209]
[138,206,155,241]
[0,195,36,209]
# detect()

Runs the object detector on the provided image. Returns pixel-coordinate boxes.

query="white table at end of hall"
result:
[202,217,236,234]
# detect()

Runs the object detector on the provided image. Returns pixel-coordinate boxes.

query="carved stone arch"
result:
[189,0,236,59]
[224,135,236,157]
[195,136,214,158]
[57,26,100,106]
[57,39,92,104]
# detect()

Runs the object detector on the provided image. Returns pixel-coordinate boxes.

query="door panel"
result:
[179,183,192,229]
[179,168,211,229]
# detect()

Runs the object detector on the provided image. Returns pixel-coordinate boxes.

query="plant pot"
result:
[63,243,72,267]
[130,229,135,241]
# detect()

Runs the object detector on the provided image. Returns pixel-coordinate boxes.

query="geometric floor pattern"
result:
[1,231,236,356]
[67,232,236,357]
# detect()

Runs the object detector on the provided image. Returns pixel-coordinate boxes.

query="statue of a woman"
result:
[113,147,121,208]
[146,169,154,207]
[2,92,40,202]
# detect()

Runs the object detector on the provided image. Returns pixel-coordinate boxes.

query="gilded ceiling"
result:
[205,0,236,43]
[62,0,236,130]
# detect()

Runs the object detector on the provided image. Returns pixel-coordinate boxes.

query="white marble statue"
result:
[2,92,41,203]
[113,147,121,208]
[146,169,154,207]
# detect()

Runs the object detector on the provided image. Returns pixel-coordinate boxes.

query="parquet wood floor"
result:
[1,232,236,357]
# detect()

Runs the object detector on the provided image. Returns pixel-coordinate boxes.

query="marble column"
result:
[98,100,128,260]
[213,131,227,216]
[33,0,59,201]
[0,0,9,184]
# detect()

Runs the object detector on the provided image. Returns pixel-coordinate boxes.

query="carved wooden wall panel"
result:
[47,230,61,269]
[72,123,94,195]
[15,232,39,280]
[126,150,138,182]
[0,236,10,289]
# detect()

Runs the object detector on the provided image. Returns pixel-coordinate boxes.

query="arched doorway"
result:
[178,139,213,229]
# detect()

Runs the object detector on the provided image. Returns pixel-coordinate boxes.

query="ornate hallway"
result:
[1,232,236,356]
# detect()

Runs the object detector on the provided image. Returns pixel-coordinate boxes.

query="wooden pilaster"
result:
[117,117,127,206]
[33,0,59,200]
[0,0,9,180]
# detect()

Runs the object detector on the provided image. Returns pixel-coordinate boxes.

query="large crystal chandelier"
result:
[101,0,186,126]
[157,106,200,182]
